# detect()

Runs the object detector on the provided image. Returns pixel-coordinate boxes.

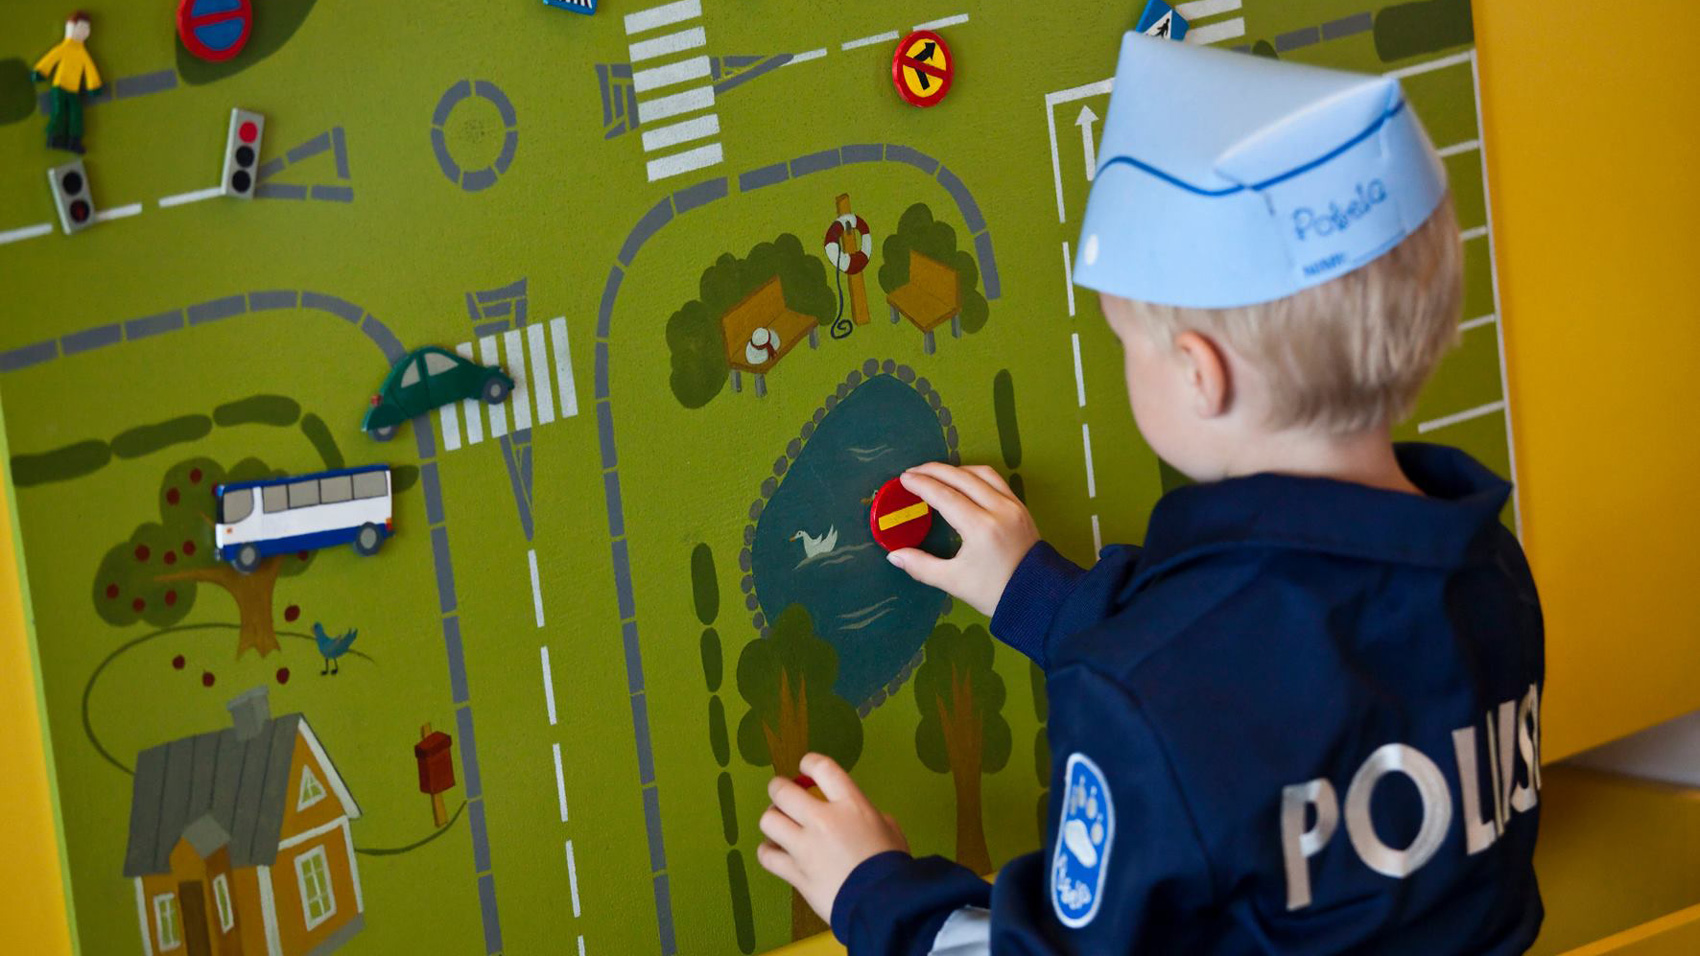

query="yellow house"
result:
[122,687,364,955]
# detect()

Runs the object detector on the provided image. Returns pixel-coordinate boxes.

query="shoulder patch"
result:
[1051,752,1115,928]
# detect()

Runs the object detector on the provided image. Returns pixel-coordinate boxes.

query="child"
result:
[755,33,1544,955]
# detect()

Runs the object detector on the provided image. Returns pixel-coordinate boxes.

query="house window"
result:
[298,765,327,811]
[212,873,234,932]
[153,893,182,951]
[294,845,337,930]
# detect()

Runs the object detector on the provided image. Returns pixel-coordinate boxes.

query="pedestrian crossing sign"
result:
[542,0,597,14]
[1134,0,1190,41]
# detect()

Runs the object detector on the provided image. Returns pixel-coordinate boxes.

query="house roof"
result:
[122,712,308,877]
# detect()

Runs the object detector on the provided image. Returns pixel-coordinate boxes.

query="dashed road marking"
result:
[1176,0,1241,17]
[785,48,827,66]
[1417,400,1505,434]
[93,203,143,223]
[1460,313,1497,332]
[1082,423,1097,499]
[553,742,571,822]
[158,186,222,208]
[0,223,53,245]
[1186,18,1246,45]
[1071,333,1086,408]
[540,644,558,724]
[914,13,969,30]
[1061,240,1077,316]
[565,839,583,917]
[529,549,547,628]
[1386,49,1474,80]
[1438,139,1482,158]
[1091,513,1102,555]
[842,30,899,51]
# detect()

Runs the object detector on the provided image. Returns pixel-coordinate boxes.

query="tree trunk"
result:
[158,557,283,657]
[938,666,990,874]
[756,668,827,939]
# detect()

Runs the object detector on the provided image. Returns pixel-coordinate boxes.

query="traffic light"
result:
[222,108,265,199]
[47,159,95,235]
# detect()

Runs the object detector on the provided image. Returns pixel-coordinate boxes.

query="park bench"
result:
[720,275,820,397]
[886,250,961,355]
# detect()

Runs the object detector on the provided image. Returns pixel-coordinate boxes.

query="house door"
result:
[177,880,213,956]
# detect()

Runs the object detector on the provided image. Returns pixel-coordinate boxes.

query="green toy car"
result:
[364,346,514,441]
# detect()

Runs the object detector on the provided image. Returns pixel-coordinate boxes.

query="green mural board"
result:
[0,1,1507,953]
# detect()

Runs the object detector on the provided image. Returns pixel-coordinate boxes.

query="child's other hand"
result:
[756,753,909,924]
[887,462,1040,618]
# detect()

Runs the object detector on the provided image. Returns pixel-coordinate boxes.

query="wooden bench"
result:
[886,250,961,355]
[719,275,820,396]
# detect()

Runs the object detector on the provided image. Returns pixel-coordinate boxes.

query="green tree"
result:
[92,457,313,658]
[667,233,836,408]
[877,203,991,334]
[914,623,1011,875]
[737,604,863,938]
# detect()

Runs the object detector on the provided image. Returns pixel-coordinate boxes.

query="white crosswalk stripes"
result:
[438,319,580,453]
[625,0,724,181]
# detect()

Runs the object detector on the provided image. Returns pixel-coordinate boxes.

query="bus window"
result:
[353,471,388,499]
[262,485,288,513]
[288,480,320,508]
[320,475,353,503]
[220,489,254,523]
[399,359,422,388]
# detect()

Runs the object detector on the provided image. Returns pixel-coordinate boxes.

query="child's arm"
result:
[889,463,1143,668]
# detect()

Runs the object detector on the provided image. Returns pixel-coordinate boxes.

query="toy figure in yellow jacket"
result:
[33,12,102,154]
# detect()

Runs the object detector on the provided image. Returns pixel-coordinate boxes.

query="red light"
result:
[370,394,381,406]
[239,121,258,143]
[69,200,90,222]
[385,518,394,531]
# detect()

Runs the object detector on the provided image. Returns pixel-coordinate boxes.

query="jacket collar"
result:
[1134,443,1512,581]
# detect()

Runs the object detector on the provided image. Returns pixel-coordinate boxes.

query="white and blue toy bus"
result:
[213,465,394,572]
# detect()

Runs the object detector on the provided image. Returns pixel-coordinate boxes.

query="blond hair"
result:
[1127,194,1463,434]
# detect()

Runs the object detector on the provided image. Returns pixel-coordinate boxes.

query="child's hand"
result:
[756,753,909,924]
[887,462,1040,617]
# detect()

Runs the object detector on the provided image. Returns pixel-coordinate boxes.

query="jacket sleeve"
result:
[831,851,991,956]
[989,663,1218,954]
[990,541,1142,669]
[80,50,101,92]
[34,42,65,80]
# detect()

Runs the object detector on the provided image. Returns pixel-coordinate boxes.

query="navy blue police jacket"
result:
[832,444,1545,955]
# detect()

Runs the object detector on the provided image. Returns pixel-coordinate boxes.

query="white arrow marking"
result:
[1076,105,1100,182]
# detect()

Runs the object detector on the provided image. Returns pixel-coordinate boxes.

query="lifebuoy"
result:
[824,214,873,275]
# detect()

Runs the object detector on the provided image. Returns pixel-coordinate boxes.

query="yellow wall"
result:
[1473,0,1700,760]
[5,2,1700,951]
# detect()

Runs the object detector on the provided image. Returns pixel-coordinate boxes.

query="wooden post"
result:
[422,723,448,827]
[836,194,872,325]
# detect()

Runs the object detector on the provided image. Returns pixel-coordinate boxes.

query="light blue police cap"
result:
[1073,33,1448,309]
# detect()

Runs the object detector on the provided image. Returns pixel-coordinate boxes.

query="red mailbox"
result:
[414,723,455,826]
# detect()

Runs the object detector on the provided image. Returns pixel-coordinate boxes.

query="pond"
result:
[750,372,956,710]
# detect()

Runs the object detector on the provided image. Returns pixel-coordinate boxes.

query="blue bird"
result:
[312,623,358,675]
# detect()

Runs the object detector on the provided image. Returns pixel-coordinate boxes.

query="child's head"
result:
[1103,195,1461,479]
[67,12,91,41]
[1072,34,1458,480]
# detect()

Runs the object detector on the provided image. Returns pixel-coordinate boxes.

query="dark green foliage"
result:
[176,0,319,85]
[913,623,1011,775]
[1029,660,1047,723]
[726,849,757,954]
[736,604,863,774]
[691,543,719,625]
[1034,727,1051,783]
[299,413,343,469]
[0,58,36,126]
[10,439,110,487]
[668,234,836,408]
[877,203,991,334]
[716,772,738,843]
[392,465,420,494]
[1374,0,1473,62]
[213,394,301,428]
[993,369,1021,469]
[668,300,727,409]
[111,415,212,460]
[1007,471,1026,503]
[701,627,723,692]
[1252,40,1279,59]
[708,696,730,767]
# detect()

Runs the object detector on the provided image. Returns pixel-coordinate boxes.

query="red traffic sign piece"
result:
[870,476,932,551]
[178,0,253,63]
[892,30,954,108]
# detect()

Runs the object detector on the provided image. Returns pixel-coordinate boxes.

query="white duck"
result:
[791,526,838,559]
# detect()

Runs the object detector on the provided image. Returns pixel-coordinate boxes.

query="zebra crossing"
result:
[624,0,726,182]
[1176,0,1246,46]
[439,317,580,453]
